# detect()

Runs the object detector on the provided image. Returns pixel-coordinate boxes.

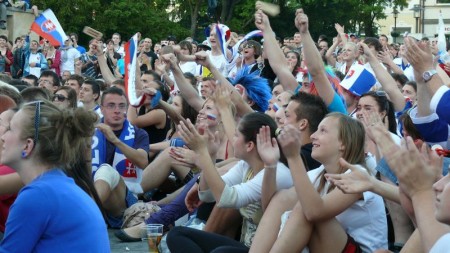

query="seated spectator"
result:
[0,100,110,251]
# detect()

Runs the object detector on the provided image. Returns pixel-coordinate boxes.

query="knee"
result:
[167,226,190,244]
[94,164,121,190]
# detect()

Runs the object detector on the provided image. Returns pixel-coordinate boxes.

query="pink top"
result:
[0,164,18,232]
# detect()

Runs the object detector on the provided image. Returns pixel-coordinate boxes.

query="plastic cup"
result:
[146,224,163,253]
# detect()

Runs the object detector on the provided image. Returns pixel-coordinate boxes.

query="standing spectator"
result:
[111,33,124,58]
[43,39,61,76]
[60,39,81,75]
[139,37,158,71]
[69,33,86,54]
[23,35,48,78]
[104,39,121,76]
[80,39,100,78]
[11,36,25,78]
[0,35,13,74]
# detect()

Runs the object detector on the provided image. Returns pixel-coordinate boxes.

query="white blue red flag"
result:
[215,23,231,60]
[231,30,263,59]
[124,33,145,107]
[340,64,376,96]
[30,9,67,46]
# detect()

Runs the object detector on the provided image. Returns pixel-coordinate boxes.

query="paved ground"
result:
[109,229,149,253]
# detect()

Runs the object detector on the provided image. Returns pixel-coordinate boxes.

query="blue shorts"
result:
[106,188,138,228]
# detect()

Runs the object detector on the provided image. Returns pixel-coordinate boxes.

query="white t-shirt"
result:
[279,166,388,253]
[430,233,450,253]
[28,53,42,77]
[60,47,81,75]
[199,160,293,247]
[393,58,414,81]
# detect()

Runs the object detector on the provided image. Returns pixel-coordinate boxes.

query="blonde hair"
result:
[316,112,366,194]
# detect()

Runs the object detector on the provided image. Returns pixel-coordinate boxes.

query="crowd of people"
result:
[0,3,449,253]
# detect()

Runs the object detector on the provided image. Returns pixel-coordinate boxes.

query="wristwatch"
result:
[423,69,437,82]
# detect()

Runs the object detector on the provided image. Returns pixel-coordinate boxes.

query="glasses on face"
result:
[243,44,255,50]
[53,94,68,102]
[103,103,127,111]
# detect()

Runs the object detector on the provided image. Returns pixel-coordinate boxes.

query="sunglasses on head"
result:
[53,94,68,102]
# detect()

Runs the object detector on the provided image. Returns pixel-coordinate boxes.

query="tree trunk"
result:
[190,0,201,37]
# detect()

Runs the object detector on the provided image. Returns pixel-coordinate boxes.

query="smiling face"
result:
[197,99,220,128]
[341,43,357,62]
[310,116,342,164]
[52,90,70,109]
[209,26,217,48]
[200,80,215,99]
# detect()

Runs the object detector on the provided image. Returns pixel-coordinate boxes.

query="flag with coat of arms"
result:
[30,9,67,46]
[340,64,377,96]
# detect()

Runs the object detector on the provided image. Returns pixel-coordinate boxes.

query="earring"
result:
[21,151,27,158]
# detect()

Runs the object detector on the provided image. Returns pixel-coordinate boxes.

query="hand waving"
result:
[256,126,280,167]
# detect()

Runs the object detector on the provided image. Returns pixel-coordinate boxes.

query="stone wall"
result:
[0,7,39,42]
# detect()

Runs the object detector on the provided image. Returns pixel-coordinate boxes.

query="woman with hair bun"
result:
[0,101,109,252]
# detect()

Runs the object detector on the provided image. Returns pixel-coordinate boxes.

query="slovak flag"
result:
[30,9,67,46]
[124,33,145,107]
[340,64,376,96]
[215,23,231,60]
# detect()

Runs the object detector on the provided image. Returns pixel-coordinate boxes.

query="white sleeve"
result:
[430,233,450,253]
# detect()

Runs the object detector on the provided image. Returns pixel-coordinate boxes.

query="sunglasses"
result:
[243,44,256,49]
[53,94,68,102]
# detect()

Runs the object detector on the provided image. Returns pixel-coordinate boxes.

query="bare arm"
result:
[296,10,335,105]
[93,41,119,85]
[194,51,254,116]
[162,54,204,111]
[254,10,298,92]
[360,42,405,111]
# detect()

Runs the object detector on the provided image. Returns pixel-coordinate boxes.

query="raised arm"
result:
[360,42,406,111]
[93,40,119,85]
[161,53,204,111]
[254,10,298,91]
[372,125,450,252]
[194,51,254,116]
[295,9,335,105]
[278,125,361,221]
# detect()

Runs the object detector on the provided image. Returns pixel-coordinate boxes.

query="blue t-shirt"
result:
[327,92,347,114]
[76,45,87,55]
[0,169,110,253]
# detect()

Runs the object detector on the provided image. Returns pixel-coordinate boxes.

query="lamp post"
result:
[412,4,421,33]
[393,8,399,43]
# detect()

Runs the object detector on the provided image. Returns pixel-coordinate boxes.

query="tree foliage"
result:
[32,0,407,45]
